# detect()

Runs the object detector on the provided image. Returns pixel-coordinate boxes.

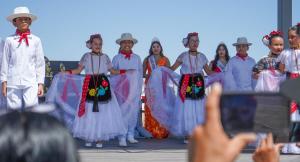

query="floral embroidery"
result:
[101,80,108,87]
[186,86,191,92]
[86,75,111,102]
[89,88,97,96]
[179,74,205,100]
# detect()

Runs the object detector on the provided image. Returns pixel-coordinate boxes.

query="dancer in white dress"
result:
[253,31,285,92]
[279,24,300,154]
[170,32,213,142]
[66,34,126,148]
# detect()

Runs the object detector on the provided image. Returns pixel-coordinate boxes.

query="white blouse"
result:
[280,49,300,73]
[0,34,45,87]
[112,53,143,78]
[79,52,112,75]
[176,51,208,75]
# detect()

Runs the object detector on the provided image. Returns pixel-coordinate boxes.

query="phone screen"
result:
[220,92,291,143]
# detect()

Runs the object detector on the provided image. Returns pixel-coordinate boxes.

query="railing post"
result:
[278,0,292,48]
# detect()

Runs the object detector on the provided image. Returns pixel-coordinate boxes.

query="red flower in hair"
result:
[263,35,270,40]
[269,31,282,37]
[188,32,198,37]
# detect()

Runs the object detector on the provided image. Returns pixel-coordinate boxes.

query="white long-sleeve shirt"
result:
[112,53,143,97]
[112,53,143,79]
[0,33,45,87]
[224,55,256,91]
[0,38,4,72]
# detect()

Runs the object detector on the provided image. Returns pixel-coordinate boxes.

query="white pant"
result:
[7,85,38,110]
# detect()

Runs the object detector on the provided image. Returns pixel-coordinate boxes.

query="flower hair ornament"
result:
[86,33,102,49]
[262,30,283,46]
[182,32,198,47]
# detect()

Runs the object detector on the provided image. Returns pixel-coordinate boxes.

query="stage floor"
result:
[77,138,300,162]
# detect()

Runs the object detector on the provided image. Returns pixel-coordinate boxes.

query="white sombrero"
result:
[7,6,37,22]
[116,33,138,44]
[232,37,252,46]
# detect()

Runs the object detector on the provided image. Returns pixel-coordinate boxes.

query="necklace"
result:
[90,53,101,112]
[188,52,199,74]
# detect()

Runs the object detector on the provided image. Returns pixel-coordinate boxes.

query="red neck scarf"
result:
[236,53,248,61]
[16,29,31,46]
[120,50,133,60]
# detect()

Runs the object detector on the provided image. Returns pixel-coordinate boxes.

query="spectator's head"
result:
[0,111,79,162]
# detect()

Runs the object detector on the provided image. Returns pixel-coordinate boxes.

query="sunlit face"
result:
[188,36,199,51]
[120,40,134,52]
[269,37,284,55]
[13,17,31,32]
[288,30,300,49]
[218,46,226,57]
[91,38,102,53]
[151,43,161,55]
[236,44,249,55]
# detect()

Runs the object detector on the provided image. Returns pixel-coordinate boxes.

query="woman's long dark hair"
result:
[147,41,164,59]
[212,43,230,70]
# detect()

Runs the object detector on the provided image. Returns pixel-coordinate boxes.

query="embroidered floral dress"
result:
[72,52,126,142]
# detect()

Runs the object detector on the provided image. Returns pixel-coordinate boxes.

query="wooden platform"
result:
[77,138,300,162]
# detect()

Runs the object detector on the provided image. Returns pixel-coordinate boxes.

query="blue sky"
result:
[0,0,299,64]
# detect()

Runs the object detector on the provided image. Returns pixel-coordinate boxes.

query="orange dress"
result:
[144,56,169,139]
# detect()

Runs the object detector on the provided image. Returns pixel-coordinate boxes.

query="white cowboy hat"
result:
[232,37,252,46]
[116,33,138,44]
[7,6,37,22]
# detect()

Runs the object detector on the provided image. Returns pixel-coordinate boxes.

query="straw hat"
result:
[232,37,252,46]
[116,33,138,44]
[7,6,37,22]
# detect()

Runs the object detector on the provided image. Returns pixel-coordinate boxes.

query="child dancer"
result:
[279,24,300,154]
[67,34,126,148]
[171,32,213,143]
[224,37,256,91]
[143,37,170,139]
[112,33,143,146]
[253,31,285,91]
[1,6,45,109]
[209,42,230,73]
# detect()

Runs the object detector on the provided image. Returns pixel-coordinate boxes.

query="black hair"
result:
[297,24,300,35]
[0,111,79,162]
[269,34,284,45]
[212,43,230,71]
[148,41,164,58]
[289,25,298,34]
